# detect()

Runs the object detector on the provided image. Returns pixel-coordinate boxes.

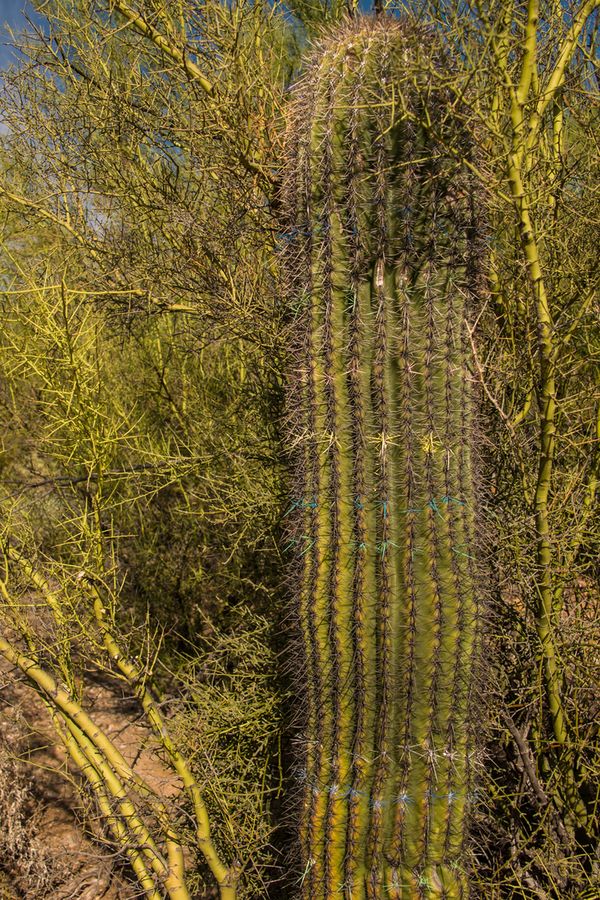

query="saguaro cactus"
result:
[282,17,481,899]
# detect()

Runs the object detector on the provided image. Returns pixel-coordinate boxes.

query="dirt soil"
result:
[0,657,181,900]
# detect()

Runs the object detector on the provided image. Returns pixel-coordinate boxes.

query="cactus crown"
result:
[282,16,480,899]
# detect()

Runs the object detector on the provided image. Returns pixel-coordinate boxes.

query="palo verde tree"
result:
[0,1,293,897]
[416,0,600,893]
[0,0,294,652]
[0,240,282,898]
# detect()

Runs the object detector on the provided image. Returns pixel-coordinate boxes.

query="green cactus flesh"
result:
[283,18,480,899]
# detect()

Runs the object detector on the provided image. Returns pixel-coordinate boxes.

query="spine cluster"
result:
[283,18,480,899]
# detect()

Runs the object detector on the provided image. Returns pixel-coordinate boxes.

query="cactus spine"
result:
[283,18,480,899]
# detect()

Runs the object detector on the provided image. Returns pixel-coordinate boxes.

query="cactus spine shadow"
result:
[283,17,481,899]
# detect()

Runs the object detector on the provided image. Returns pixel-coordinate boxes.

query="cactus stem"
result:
[283,18,481,897]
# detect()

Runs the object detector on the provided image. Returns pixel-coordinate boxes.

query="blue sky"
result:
[0,0,32,66]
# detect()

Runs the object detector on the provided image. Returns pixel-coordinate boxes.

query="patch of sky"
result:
[0,0,39,67]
